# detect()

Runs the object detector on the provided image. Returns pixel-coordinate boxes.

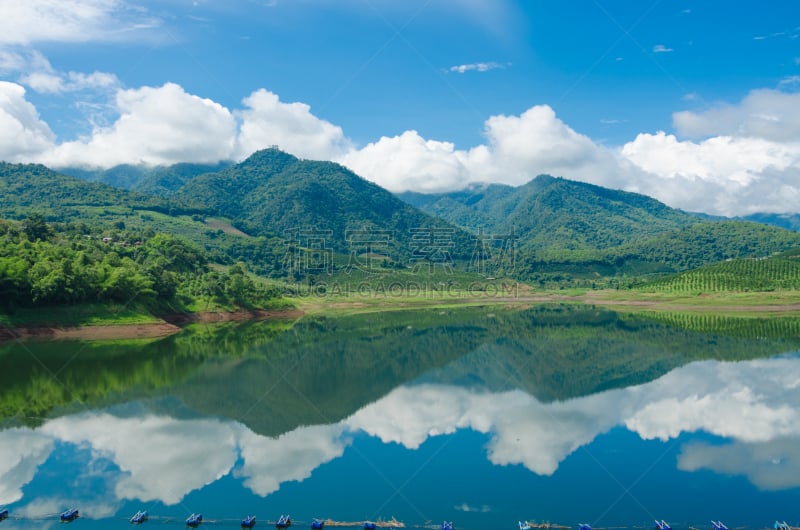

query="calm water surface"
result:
[1,305,799,530]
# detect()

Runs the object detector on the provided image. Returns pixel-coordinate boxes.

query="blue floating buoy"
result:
[131,511,148,524]
[441,521,453,530]
[60,509,79,522]
[579,524,592,530]
[364,523,376,530]
[276,515,292,529]
[519,522,532,530]
[311,520,324,529]
[712,521,728,530]
[0,508,8,522]
[656,520,671,530]
[186,514,203,527]
[241,516,256,528]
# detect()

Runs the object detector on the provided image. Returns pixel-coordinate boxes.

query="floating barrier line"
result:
[0,512,795,530]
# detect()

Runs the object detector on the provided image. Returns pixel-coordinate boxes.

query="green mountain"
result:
[0,162,186,219]
[173,148,473,260]
[60,162,232,195]
[401,176,697,250]
[743,212,800,232]
[400,176,800,282]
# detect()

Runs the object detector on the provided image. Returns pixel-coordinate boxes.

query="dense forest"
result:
[0,215,281,311]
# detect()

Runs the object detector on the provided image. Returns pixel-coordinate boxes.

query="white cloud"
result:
[340,130,473,193]
[0,81,56,161]
[0,50,26,72]
[1,76,800,216]
[673,89,800,141]
[236,89,351,161]
[653,44,674,53]
[0,0,161,45]
[0,50,120,95]
[341,104,630,194]
[40,82,237,168]
[22,70,120,95]
[449,62,507,74]
[779,75,800,88]
[620,132,800,215]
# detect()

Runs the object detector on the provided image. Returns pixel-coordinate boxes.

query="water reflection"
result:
[2,352,799,511]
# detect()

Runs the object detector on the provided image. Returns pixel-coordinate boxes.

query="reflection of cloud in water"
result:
[348,356,800,480]
[1,355,799,506]
[678,437,800,491]
[236,423,350,496]
[41,414,240,505]
[0,429,53,504]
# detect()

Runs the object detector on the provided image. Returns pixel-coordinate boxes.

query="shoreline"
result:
[0,308,304,343]
[3,291,799,342]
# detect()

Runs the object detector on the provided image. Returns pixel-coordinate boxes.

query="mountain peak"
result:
[237,147,299,172]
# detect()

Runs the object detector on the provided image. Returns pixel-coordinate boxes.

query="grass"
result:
[0,303,162,327]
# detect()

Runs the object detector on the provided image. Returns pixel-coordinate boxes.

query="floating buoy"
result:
[0,508,8,522]
[241,516,256,528]
[131,511,148,524]
[655,520,671,530]
[364,523,376,530]
[519,522,532,530]
[60,509,79,522]
[441,521,453,530]
[579,524,592,530]
[311,520,324,529]
[186,514,203,527]
[276,515,292,529]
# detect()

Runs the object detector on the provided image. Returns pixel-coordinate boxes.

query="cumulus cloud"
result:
[340,131,474,193]
[236,89,351,161]
[341,105,629,194]
[673,89,800,141]
[39,82,237,168]
[0,0,161,45]
[0,82,56,161]
[2,75,800,216]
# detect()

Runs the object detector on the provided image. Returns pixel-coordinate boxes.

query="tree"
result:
[22,213,54,242]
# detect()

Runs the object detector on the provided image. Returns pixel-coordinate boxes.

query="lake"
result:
[1,305,799,530]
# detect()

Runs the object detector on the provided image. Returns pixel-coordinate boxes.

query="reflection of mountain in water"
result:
[2,305,800,436]
[173,305,800,436]
[3,353,800,508]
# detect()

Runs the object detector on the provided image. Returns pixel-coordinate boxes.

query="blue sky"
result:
[0,0,799,215]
